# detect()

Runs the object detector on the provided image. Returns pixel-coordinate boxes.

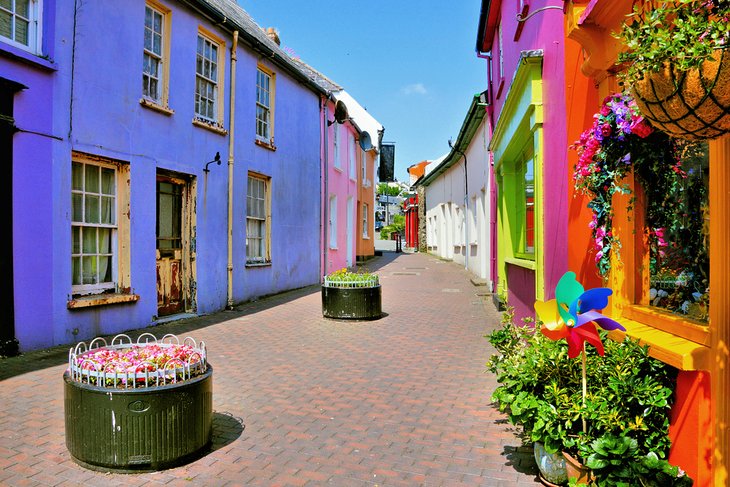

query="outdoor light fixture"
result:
[203,152,221,173]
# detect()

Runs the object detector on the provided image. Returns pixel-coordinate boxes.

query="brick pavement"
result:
[0,252,541,487]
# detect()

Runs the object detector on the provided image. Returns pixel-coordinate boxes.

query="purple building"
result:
[2,0,336,351]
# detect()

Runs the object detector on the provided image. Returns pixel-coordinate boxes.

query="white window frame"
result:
[362,203,369,238]
[142,2,170,106]
[0,0,41,54]
[256,66,275,145]
[333,123,341,170]
[71,157,126,296]
[349,131,357,180]
[194,30,223,123]
[329,195,338,249]
[246,173,271,264]
[498,22,504,80]
[361,149,367,185]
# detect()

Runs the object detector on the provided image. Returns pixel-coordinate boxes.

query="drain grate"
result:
[392,272,419,276]
[441,288,461,293]
[404,267,427,270]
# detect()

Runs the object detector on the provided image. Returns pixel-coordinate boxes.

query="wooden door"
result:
[156,176,184,316]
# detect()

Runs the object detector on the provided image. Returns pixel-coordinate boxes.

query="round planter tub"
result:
[322,285,382,320]
[63,365,213,472]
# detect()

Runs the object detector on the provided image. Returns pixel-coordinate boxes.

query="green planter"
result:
[321,285,382,320]
[63,334,212,472]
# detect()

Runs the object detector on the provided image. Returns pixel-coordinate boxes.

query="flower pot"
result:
[562,451,592,485]
[534,442,568,486]
[321,285,382,320]
[632,49,730,140]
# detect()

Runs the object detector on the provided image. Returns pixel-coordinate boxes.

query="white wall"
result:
[424,118,492,283]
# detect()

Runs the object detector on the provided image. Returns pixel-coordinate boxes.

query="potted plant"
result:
[321,268,382,320]
[617,0,730,139]
[487,301,692,486]
[64,333,212,472]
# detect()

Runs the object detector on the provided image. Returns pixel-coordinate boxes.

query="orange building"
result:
[564,2,727,485]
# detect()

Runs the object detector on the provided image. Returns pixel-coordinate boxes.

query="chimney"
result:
[265,27,280,46]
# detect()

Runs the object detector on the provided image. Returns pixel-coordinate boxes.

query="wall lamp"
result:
[203,152,221,173]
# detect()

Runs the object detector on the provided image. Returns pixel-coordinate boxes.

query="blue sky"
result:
[238,1,486,182]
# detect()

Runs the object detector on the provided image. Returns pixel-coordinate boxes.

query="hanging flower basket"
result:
[63,333,212,472]
[632,49,730,140]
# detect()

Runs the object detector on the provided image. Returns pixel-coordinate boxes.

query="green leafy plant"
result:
[616,0,730,85]
[324,268,379,288]
[380,214,405,239]
[487,308,692,485]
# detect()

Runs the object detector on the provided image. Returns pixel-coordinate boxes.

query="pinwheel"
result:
[534,271,625,358]
[534,271,626,432]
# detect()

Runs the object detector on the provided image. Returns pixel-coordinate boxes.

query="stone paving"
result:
[0,251,541,487]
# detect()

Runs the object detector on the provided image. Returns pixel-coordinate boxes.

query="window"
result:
[349,132,356,179]
[329,195,337,248]
[0,0,40,53]
[362,203,369,238]
[142,2,170,107]
[71,155,130,296]
[522,157,535,254]
[194,30,223,124]
[246,173,270,264]
[333,123,341,169]
[498,22,504,79]
[361,149,367,185]
[256,66,275,145]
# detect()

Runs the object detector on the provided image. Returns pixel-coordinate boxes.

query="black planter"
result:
[322,285,382,320]
[63,365,213,473]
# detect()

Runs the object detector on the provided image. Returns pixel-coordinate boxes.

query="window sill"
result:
[192,118,228,136]
[245,261,271,268]
[607,317,710,371]
[140,98,174,116]
[505,256,536,270]
[255,139,277,151]
[0,42,57,71]
[362,235,370,240]
[333,166,343,173]
[67,293,140,309]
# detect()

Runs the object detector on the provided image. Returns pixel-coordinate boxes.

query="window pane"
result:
[524,159,535,253]
[85,164,99,192]
[0,11,10,40]
[153,11,162,34]
[144,25,152,51]
[85,195,100,223]
[649,141,710,322]
[99,256,112,283]
[14,18,28,45]
[72,226,80,254]
[72,257,81,285]
[0,0,12,10]
[153,33,161,56]
[82,227,97,253]
[101,196,114,224]
[101,168,115,195]
[145,6,152,28]
[72,194,83,222]
[16,0,29,17]
[82,256,97,284]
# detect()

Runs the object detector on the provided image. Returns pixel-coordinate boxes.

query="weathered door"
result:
[156,176,185,316]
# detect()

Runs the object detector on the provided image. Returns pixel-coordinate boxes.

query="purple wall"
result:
[6,0,323,351]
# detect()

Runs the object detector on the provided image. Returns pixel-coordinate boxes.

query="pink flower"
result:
[600,123,612,137]
[595,251,604,262]
[630,117,653,138]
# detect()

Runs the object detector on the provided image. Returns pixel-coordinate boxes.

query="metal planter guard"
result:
[64,333,213,473]
[322,275,382,320]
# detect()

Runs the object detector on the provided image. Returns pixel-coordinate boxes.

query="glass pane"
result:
[82,227,97,253]
[99,256,112,283]
[85,164,99,192]
[14,19,27,44]
[158,192,173,238]
[149,78,158,100]
[101,197,114,224]
[101,168,115,195]
[145,6,152,28]
[649,141,710,322]
[144,26,152,51]
[82,256,97,284]
[0,12,10,40]
[72,226,80,254]
[98,227,111,253]
[72,163,84,190]
[196,55,203,76]
[153,11,162,33]
[85,195,100,223]
[153,32,161,56]
[0,0,12,10]
[524,159,535,253]
[16,0,29,17]
[72,194,83,222]
[197,35,203,55]
[72,257,81,285]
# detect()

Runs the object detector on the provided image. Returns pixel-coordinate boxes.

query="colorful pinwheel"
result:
[534,272,625,358]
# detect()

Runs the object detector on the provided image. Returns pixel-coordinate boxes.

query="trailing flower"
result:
[571,93,684,276]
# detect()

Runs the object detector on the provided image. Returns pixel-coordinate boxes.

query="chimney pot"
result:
[265,27,281,46]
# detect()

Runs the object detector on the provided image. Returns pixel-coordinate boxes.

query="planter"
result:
[534,442,568,486]
[321,284,382,320]
[563,451,592,485]
[64,334,212,472]
[633,49,730,140]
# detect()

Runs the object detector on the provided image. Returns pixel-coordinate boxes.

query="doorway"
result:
[156,171,196,317]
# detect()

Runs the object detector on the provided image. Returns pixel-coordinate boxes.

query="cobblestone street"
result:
[0,252,541,486]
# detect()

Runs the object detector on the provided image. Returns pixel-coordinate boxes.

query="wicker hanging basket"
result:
[632,48,730,140]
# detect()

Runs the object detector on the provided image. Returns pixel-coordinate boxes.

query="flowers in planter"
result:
[572,93,684,276]
[324,268,379,288]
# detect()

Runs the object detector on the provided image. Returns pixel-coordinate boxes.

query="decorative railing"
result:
[67,333,207,389]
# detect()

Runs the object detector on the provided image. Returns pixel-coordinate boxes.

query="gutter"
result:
[226,30,238,309]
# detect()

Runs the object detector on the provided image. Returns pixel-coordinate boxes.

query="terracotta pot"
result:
[562,451,592,485]
[632,49,730,140]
